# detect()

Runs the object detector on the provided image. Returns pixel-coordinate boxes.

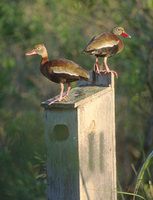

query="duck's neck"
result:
[41,56,49,65]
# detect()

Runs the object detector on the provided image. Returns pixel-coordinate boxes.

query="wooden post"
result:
[42,73,117,200]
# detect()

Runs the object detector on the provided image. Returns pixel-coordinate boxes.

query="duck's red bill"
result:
[26,49,36,56]
[121,32,131,38]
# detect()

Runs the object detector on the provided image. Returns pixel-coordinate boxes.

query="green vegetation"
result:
[0,0,153,199]
[118,151,153,199]
[134,151,153,200]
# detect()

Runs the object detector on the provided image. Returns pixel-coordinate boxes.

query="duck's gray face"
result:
[112,26,131,38]
[26,44,47,56]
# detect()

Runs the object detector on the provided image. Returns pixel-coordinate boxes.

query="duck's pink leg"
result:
[48,83,64,105]
[99,57,118,78]
[95,56,100,74]
[63,83,71,99]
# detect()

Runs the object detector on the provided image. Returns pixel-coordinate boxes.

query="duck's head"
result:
[112,26,131,38]
[26,44,48,57]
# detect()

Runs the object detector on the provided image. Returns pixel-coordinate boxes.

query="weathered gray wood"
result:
[78,70,112,87]
[42,73,117,200]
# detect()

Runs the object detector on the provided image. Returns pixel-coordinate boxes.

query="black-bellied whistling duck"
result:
[26,44,89,104]
[83,26,131,78]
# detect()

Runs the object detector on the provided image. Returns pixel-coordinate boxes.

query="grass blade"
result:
[117,191,145,199]
[117,178,126,200]
[134,150,153,199]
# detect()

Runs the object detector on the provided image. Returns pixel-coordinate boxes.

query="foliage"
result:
[134,151,153,200]
[0,109,46,200]
[117,191,145,200]
[118,151,153,200]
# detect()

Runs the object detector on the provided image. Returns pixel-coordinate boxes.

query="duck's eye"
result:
[37,47,41,50]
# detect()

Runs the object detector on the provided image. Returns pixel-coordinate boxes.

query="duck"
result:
[83,26,131,78]
[26,44,90,104]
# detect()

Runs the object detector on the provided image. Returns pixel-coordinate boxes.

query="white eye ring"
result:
[37,47,41,50]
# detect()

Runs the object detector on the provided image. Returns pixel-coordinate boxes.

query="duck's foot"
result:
[47,93,70,105]
[63,94,70,100]
[47,96,63,105]
[93,63,104,75]
[96,69,101,74]
[98,69,118,78]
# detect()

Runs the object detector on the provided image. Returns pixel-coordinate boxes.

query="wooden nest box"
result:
[41,73,117,200]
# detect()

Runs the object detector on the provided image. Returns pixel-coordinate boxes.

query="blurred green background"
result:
[0,0,153,199]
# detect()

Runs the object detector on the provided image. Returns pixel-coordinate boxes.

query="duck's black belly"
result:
[49,73,80,84]
[90,45,119,57]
